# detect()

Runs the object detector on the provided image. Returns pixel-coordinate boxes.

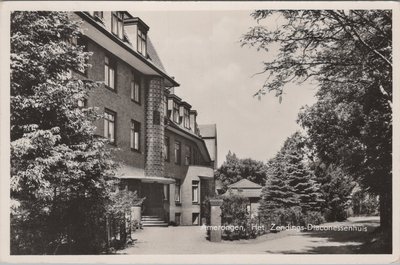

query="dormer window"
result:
[183,108,190,129]
[93,11,103,19]
[137,27,147,56]
[112,12,124,39]
[173,102,180,124]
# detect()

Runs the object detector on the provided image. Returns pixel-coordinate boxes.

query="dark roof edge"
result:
[166,121,212,162]
[76,11,179,87]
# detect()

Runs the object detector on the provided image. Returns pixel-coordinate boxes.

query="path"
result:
[119,216,380,254]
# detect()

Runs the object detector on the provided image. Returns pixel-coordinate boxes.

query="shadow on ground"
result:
[264,218,386,254]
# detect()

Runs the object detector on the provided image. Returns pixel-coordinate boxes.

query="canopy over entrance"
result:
[116,164,175,184]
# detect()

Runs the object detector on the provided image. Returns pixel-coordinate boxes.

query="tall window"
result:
[175,180,181,203]
[173,102,180,123]
[130,120,140,151]
[112,12,124,39]
[183,108,190,129]
[137,27,147,56]
[163,96,168,117]
[104,110,116,144]
[184,145,191,166]
[174,141,181,165]
[192,181,199,203]
[104,56,115,89]
[163,184,169,201]
[163,137,170,161]
[130,73,140,103]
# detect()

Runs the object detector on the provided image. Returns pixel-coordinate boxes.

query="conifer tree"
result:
[259,132,323,223]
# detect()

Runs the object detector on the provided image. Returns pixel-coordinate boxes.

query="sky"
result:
[133,10,318,166]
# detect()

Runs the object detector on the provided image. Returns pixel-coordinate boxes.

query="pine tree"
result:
[258,132,324,224]
[10,11,127,254]
[283,132,323,212]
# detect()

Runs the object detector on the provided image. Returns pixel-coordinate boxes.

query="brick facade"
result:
[74,11,216,226]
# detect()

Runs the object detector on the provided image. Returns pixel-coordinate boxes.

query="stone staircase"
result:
[141,215,168,227]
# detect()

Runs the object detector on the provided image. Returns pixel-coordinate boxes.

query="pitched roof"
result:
[198,124,217,138]
[222,188,262,198]
[228,179,262,189]
[146,37,166,73]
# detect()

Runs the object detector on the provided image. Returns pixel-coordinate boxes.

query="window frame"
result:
[173,102,180,124]
[130,72,141,104]
[111,12,124,39]
[130,120,141,152]
[164,136,170,162]
[104,109,116,145]
[184,145,191,166]
[174,141,181,165]
[93,11,103,19]
[104,55,116,91]
[163,184,169,201]
[192,181,199,204]
[183,108,190,129]
[137,27,147,56]
[175,180,181,203]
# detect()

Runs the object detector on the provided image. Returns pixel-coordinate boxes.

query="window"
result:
[93,11,103,19]
[173,102,180,123]
[112,12,124,39]
[174,141,181,165]
[137,27,147,56]
[192,213,200,225]
[104,56,115,89]
[184,145,191,166]
[130,120,140,151]
[163,137,170,162]
[130,73,140,103]
[163,184,169,201]
[163,96,168,117]
[175,180,181,203]
[104,110,116,144]
[183,108,190,129]
[192,181,199,203]
[175,213,181,225]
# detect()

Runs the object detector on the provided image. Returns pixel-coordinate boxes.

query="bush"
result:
[300,211,325,226]
[260,207,325,232]
[203,194,262,240]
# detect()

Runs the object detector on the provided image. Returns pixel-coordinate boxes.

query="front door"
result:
[141,183,164,218]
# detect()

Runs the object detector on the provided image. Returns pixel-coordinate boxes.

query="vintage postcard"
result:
[0,1,399,264]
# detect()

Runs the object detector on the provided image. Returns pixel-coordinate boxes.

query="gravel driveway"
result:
[119,216,380,254]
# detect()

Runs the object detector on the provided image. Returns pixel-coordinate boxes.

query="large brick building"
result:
[71,11,217,226]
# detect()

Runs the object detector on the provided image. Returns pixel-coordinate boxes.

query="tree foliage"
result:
[215,151,268,192]
[10,11,138,254]
[241,10,391,107]
[259,132,323,222]
[241,10,392,246]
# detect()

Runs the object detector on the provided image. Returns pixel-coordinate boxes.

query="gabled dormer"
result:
[124,17,149,57]
[167,93,182,124]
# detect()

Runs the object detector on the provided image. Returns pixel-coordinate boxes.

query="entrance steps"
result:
[141,215,168,227]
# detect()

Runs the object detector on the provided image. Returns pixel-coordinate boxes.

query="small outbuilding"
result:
[222,179,263,218]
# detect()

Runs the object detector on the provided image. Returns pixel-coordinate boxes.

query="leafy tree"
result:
[215,151,268,192]
[10,11,137,254]
[241,10,392,248]
[312,162,356,221]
